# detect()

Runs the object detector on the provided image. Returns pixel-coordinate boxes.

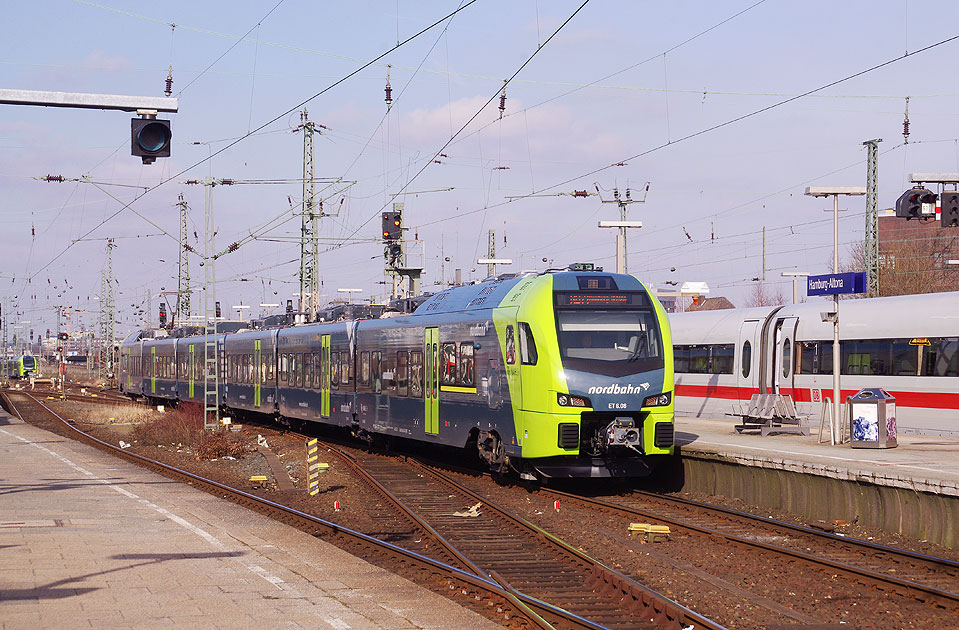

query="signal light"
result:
[57,332,69,340]
[381,211,401,241]
[215,301,221,318]
[941,190,959,228]
[131,117,172,164]
[895,187,936,219]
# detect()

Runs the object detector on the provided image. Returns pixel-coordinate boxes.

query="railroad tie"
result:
[256,445,297,492]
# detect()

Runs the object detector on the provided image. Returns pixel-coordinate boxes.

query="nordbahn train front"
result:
[495,265,674,478]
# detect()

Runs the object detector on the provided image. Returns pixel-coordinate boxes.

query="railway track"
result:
[1,390,724,630]
[530,486,959,613]
[319,443,721,630]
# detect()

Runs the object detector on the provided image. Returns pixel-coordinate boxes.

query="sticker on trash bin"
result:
[852,404,879,442]
[886,403,897,441]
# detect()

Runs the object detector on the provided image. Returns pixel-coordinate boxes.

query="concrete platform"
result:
[673,414,959,548]
[0,413,501,629]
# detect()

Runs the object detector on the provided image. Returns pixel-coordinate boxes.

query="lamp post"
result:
[781,272,810,305]
[804,186,866,445]
[598,220,643,274]
[477,258,512,278]
[337,288,362,305]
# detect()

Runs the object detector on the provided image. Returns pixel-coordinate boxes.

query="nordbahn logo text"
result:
[587,383,650,395]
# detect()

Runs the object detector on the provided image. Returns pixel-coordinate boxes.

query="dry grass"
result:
[131,405,248,460]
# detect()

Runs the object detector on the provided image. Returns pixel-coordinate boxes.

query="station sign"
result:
[806,272,866,296]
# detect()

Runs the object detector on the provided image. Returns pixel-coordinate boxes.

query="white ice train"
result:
[668,291,959,436]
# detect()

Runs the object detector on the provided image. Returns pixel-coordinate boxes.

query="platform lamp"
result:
[337,288,362,305]
[781,272,810,305]
[804,186,866,445]
[231,304,250,321]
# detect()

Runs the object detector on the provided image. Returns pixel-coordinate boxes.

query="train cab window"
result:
[781,340,791,377]
[741,341,751,378]
[371,351,382,394]
[397,351,409,396]
[518,323,537,365]
[409,351,423,398]
[441,343,457,385]
[360,351,370,386]
[459,343,475,386]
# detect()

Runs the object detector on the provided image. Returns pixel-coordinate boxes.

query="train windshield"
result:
[555,309,664,377]
[22,356,35,369]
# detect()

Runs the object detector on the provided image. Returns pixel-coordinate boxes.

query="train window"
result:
[409,351,423,398]
[518,323,537,366]
[441,343,457,385]
[341,352,352,385]
[712,344,734,374]
[331,352,339,388]
[505,325,515,364]
[741,341,751,378]
[674,346,689,373]
[922,337,959,377]
[891,340,917,376]
[383,352,396,392]
[279,354,288,383]
[296,353,305,387]
[781,340,791,378]
[397,351,409,396]
[371,351,382,394]
[305,353,314,388]
[316,353,324,388]
[459,343,475,386]
[689,345,708,373]
[248,354,255,383]
[360,351,370,386]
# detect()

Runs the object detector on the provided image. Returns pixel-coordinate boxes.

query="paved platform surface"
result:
[0,411,501,630]
[676,414,959,497]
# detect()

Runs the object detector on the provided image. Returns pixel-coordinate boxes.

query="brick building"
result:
[877,208,959,295]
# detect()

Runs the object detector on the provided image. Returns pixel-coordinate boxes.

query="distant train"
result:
[2,354,37,379]
[119,267,676,479]
[669,292,959,436]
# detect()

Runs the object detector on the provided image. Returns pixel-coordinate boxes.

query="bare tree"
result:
[743,281,786,307]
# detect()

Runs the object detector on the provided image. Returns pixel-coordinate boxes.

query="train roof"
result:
[669,291,959,342]
[412,270,652,316]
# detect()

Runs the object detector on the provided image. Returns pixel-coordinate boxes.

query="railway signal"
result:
[131,117,172,164]
[381,211,402,241]
[895,187,936,219]
[941,190,959,228]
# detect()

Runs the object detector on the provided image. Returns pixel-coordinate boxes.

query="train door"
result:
[737,320,760,401]
[320,335,331,418]
[425,327,439,435]
[189,344,196,399]
[254,340,262,407]
[772,317,799,396]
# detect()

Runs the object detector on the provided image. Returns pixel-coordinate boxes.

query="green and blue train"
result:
[2,354,37,379]
[119,266,675,478]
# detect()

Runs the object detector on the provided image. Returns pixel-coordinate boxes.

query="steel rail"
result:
[537,486,959,611]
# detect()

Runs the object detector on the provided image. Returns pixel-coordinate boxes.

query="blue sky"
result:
[3,1,959,337]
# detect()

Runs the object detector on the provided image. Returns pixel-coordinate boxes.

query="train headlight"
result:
[557,392,591,408]
[643,392,671,407]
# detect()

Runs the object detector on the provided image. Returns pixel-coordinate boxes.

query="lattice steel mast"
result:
[98,239,115,384]
[863,139,882,297]
[177,193,192,321]
[298,109,319,321]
